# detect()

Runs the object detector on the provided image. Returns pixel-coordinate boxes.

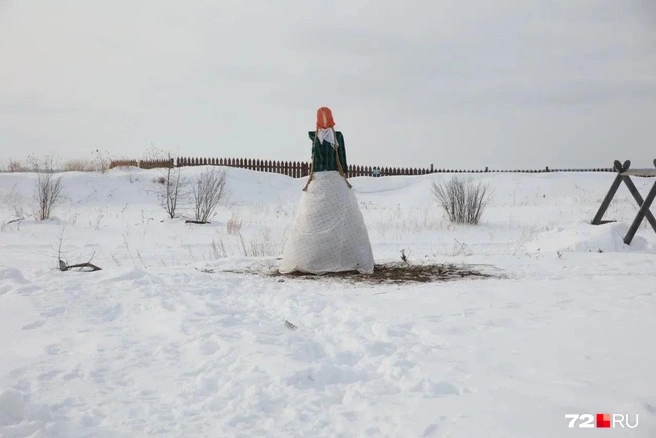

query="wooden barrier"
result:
[109,157,615,178]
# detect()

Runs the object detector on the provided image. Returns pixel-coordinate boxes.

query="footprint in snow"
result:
[461,307,483,317]
[101,303,121,322]
[199,340,221,355]
[411,379,468,397]
[44,344,62,355]
[485,318,513,328]
[422,423,440,437]
[644,403,656,416]
[22,320,45,330]
[499,304,517,311]
[40,307,66,318]
[64,369,83,380]
[38,370,62,381]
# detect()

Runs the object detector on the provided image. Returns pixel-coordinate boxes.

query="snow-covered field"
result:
[1,166,655,437]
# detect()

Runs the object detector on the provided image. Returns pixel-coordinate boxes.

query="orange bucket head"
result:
[316,107,335,129]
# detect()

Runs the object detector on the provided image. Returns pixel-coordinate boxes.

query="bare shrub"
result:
[8,160,27,172]
[0,183,27,231]
[91,149,111,173]
[163,166,184,219]
[191,168,228,223]
[227,213,243,234]
[431,176,491,225]
[31,155,64,221]
[152,154,187,219]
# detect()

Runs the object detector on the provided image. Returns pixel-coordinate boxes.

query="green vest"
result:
[308,131,348,174]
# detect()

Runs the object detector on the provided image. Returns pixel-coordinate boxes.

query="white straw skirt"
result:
[279,171,374,275]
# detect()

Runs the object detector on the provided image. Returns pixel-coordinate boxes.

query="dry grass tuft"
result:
[227,214,243,234]
[62,159,95,172]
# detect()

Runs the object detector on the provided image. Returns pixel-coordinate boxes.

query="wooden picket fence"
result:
[109,157,615,178]
[108,159,138,168]
[178,157,311,178]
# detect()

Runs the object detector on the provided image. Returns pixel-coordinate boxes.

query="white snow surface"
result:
[1,166,655,437]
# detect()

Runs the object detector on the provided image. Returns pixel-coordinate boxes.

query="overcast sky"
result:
[1,0,655,169]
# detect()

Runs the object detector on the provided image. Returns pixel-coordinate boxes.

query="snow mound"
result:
[526,222,652,254]
[0,267,29,283]
[0,389,55,438]
[0,267,30,297]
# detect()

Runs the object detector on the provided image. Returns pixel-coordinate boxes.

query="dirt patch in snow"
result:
[268,262,501,284]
